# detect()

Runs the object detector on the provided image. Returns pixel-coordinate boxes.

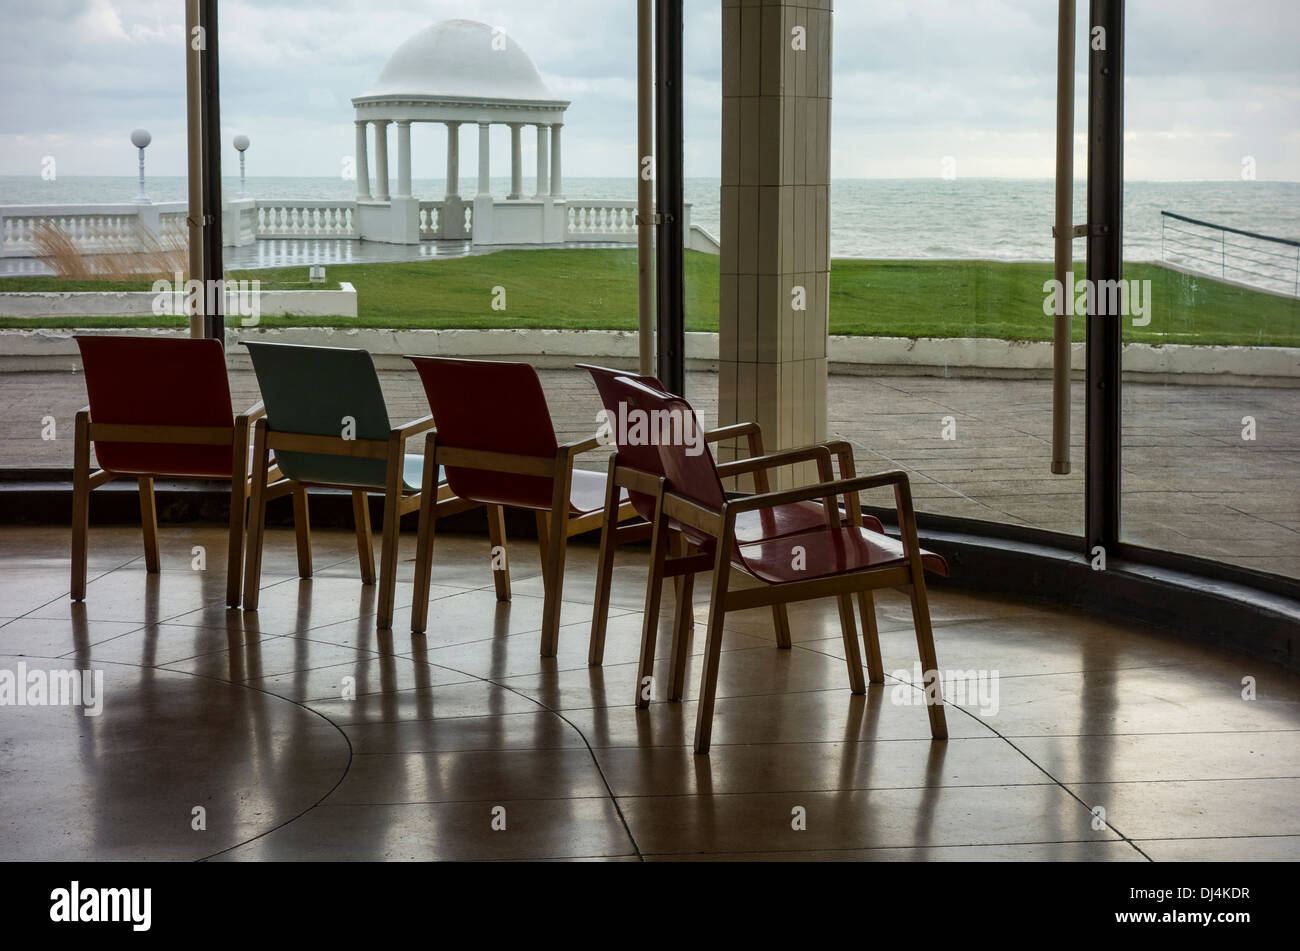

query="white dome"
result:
[368,19,556,102]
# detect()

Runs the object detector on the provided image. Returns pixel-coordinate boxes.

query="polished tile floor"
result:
[1,522,1298,862]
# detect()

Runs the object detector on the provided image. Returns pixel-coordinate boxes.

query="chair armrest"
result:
[558,433,603,458]
[236,400,266,423]
[724,470,911,523]
[704,421,761,445]
[715,444,834,479]
[392,414,436,441]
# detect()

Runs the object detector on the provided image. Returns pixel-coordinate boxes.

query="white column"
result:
[395,120,412,198]
[534,124,550,198]
[373,119,390,201]
[508,123,523,200]
[446,122,461,199]
[477,122,491,196]
[549,122,563,198]
[354,120,371,199]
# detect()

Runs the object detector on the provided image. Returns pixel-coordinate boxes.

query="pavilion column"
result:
[718,1,832,488]
[549,123,563,198]
[445,122,461,199]
[508,123,523,199]
[477,122,491,196]
[373,119,390,201]
[354,120,371,200]
[395,120,412,198]
[534,124,550,198]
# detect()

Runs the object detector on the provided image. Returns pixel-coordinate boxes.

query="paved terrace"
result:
[1,367,1297,579]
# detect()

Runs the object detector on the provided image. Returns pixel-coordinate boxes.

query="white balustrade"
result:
[255,200,357,239]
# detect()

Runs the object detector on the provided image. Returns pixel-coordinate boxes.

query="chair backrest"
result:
[406,356,560,509]
[75,335,235,478]
[578,364,669,522]
[243,341,392,489]
[607,376,728,527]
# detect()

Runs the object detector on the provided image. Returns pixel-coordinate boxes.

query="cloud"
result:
[0,0,1295,180]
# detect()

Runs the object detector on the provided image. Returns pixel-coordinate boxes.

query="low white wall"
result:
[1,326,1295,386]
[0,283,357,319]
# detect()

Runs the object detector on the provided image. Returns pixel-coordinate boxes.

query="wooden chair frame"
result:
[71,400,274,608]
[653,468,948,755]
[410,431,637,657]
[242,414,476,628]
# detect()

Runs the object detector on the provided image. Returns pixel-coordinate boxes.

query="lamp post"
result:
[131,128,152,204]
[233,134,250,198]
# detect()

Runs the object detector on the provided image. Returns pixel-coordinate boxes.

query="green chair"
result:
[241,341,474,628]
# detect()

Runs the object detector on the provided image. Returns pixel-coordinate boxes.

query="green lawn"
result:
[1,249,1295,345]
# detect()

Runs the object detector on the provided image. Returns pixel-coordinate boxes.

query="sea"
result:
[2,175,1297,277]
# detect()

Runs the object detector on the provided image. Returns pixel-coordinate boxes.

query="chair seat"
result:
[571,468,629,514]
[402,455,444,494]
[737,525,948,585]
[733,500,884,545]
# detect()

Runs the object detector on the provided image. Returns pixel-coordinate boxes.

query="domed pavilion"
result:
[350,19,570,245]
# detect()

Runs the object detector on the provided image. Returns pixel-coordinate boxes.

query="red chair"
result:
[579,364,886,673]
[71,335,273,607]
[607,375,950,754]
[405,356,637,656]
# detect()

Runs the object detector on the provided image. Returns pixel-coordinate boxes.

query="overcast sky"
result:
[0,0,1296,180]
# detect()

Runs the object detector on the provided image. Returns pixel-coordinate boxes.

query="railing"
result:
[0,202,188,257]
[566,201,639,241]
[1160,211,1300,298]
[255,200,356,238]
[418,202,441,238]
[418,200,472,239]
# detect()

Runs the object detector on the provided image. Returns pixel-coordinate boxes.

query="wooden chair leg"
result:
[70,412,91,601]
[837,594,867,694]
[909,581,948,740]
[895,479,948,740]
[667,554,696,702]
[635,499,670,709]
[291,485,312,579]
[487,504,511,602]
[352,490,376,585]
[226,419,251,608]
[534,510,550,576]
[376,436,404,631]
[857,590,885,684]
[138,476,160,573]
[693,532,734,756]
[410,436,439,635]
[771,604,792,649]
[242,419,271,613]
[538,461,574,658]
[587,457,620,666]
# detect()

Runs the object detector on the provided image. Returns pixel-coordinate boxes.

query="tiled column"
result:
[718,0,831,488]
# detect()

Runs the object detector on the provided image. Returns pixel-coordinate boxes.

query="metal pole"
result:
[1050,0,1075,475]
[185,0,204,338]
[199,0,224,343]
[654,0,684,396]
[637,0,654,376]
[1085,0,1124,555]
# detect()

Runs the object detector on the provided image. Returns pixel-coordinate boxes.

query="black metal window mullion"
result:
[1084,0,1125,556]
[199,0,225,342]
[654,0,685,396]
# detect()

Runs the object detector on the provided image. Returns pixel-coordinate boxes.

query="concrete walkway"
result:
[2,367,1296,579]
